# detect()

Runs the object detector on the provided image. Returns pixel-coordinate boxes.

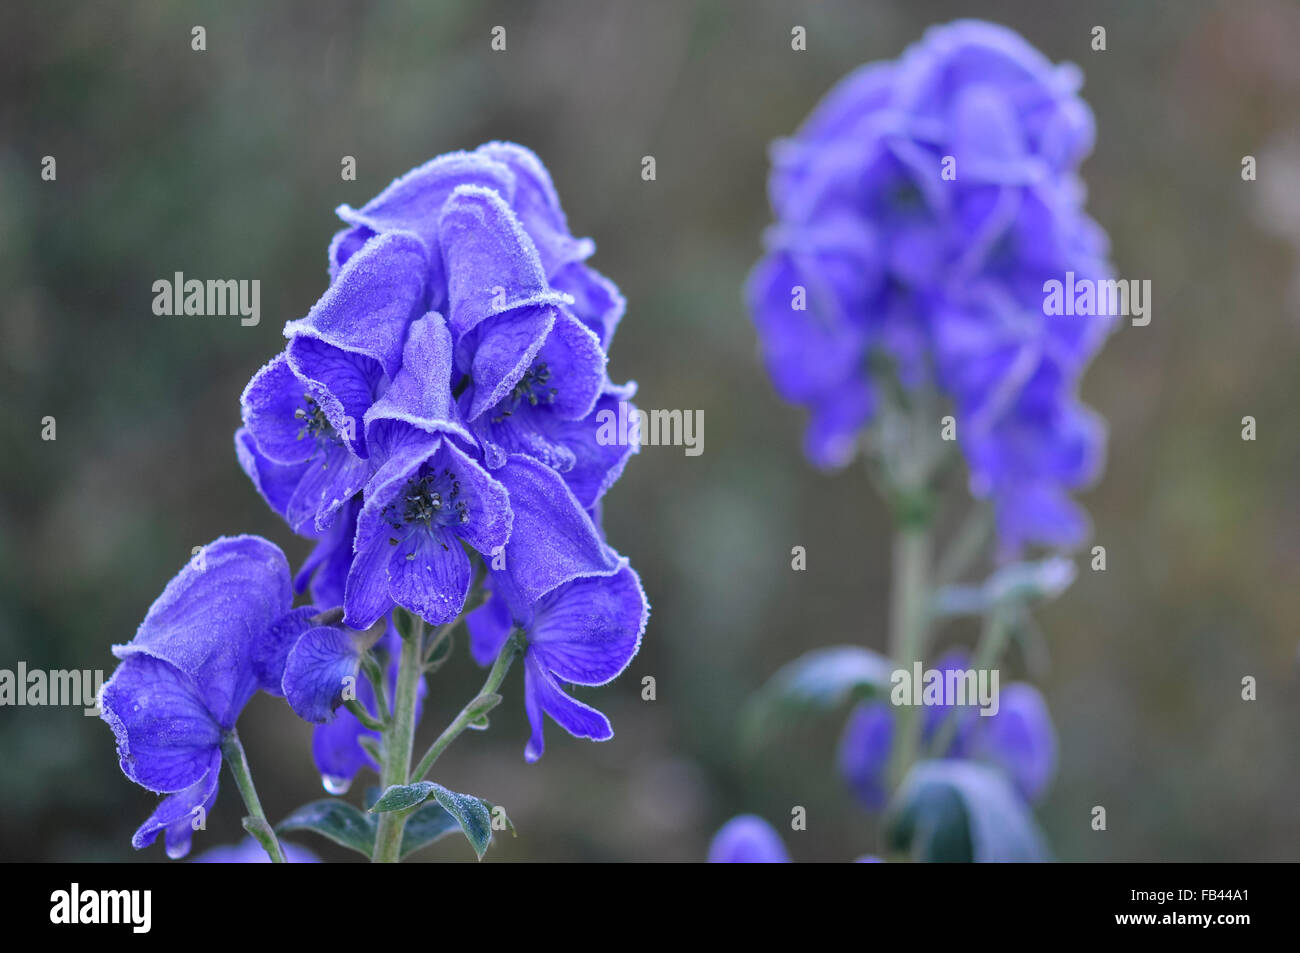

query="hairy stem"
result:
[221,730,286,863]
[409,633,522,784]
[371,622,424,863]
[887,522,932,790]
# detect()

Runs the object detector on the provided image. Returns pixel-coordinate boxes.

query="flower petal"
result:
[707,815,790,863]
[251,606,319,698]
[234,428,310,520]
[387,529,472,626]
[528,564,647,686]
[364,311,471,456]
[113,536,292,727]
[438,184,570,338]
[101,655,222,794]
[522,652,613,762]
[336,150,516,266]
[495,454,620,605]
[131,749,221,857]
[284,230,428,382]
[477,141,594,276]
[466,586,513,667]
[240,354,321,465]
[283,626,363,724]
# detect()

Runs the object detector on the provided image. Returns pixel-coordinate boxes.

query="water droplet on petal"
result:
[166,841,189,860]
[321,774,352,795]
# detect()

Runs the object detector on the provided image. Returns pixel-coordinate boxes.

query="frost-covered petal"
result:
[550,261,624,350]
[343,534,396,631]
[240,354,323,465]
[336,151,516,264]
[495,454,620,604]
[234,428,310,519]
[101,654,222,794]
[283,626,363,724]
[387,529,472,626]
[284,231,428,382]
[528,564,647,686]
[283,441,371,535]
[112,536,292,727]
[439,184,573,339]
[549,392,639,508]
[295,496,361,608]
[461,305,557,422]
[251,605,318,698]
[131,749,221,857]
[522,651,613,762]
[477,141,594,276]
[285,336,386,459]
[364,311,471,456]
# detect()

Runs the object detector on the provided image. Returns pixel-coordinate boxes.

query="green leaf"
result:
[426,784,495,860]
[276,799,376,858]
[370,781,436,813]
[743,646,893,746]
[399,800,465,859]
[885,760,1052,863]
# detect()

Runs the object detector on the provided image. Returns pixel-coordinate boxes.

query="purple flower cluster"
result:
[837,651,1057,810]
[236,142,648,762]
[103,145,649,855]
[749,20,1115,555]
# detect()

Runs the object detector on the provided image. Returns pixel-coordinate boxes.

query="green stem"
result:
[361,653,390,721]
[409,634,521,784]
[344,696,386,731]
[887,522,932,790]
[933,505,992,588]
[371,623,424,863]
[221,730,286,863]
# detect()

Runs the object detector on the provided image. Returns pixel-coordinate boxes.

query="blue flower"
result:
[100,536,304,858]
[239,353,370,534]
[467,561,647,762]
[707,815,791,863]
[749,20,1114,555]
[838,651,1057,808]
[235,142,640,631]
[302,622,427,793]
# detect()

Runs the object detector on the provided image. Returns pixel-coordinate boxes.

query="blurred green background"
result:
[2,0,1299,862]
